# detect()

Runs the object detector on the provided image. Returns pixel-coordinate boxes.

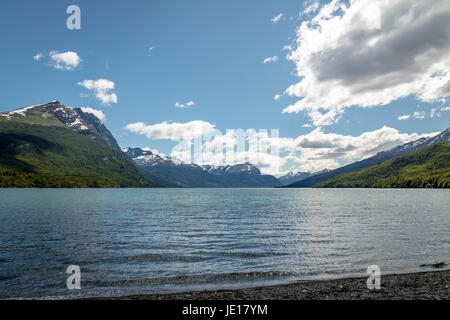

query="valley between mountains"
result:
[1,101,449,188]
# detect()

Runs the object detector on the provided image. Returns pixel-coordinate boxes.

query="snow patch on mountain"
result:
[0,104,42,119]
[80,107,106,123]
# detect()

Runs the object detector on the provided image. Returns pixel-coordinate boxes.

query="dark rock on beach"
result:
[419,262,448,269]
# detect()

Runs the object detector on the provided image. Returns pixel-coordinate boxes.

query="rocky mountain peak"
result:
[123,147,154,159]
[0,101,121,151]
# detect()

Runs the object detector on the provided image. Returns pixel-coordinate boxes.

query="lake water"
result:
[0,188,449,299]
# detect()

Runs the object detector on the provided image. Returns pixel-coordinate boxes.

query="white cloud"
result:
[148,46,155,53]
[285,126,436,173]
[80,107,106,123]
[263,56,279,64]
[283,0,450,126]
[175,101,195,108]
[398,115,410,121]
[78,79,118,105]
[274,94,281,101]
[304,1,319,15]
[271,13,283,24]
[33,53,44,61]
[413,111,426,119]
[124,120,216,141]
[302,123,313,128]
[49,51,82,70]
[430,108,441,118]
[441,106,450,111]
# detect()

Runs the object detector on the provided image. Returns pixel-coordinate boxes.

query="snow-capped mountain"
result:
[122,147,197,168]
[287,127,450,188]
[377,128,450,156]
[123,147,282,187]
[202,163,261,176]
[0,101,120,150]
[0,101,154,187]
[278,171,313,186]
[278,169,331,186]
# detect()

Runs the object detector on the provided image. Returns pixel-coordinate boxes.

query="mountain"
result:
[277,169,330,186]
[286,128,450,188]
[278,171,312,185]
[123,147,282,187]
[315,141,450,188]
[0,101,154,187]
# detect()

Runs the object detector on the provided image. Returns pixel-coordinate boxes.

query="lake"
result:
[0,188,448,299]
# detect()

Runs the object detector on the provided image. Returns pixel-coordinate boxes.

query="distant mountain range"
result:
[277,169,329,186]
[0,101,448,189]
[123,147,282,187]
[0,101,153,187]
[286,128,450,188]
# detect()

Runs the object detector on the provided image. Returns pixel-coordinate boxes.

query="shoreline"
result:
[94,269,450,300]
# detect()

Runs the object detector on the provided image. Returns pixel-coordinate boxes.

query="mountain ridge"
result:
[285,128,450,188]
[315,141,450,188]
[123,147,282,187]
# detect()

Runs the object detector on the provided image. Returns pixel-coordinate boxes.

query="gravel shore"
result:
[106,270,449,300]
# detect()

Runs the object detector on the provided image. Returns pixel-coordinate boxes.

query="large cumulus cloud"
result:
[283,0,450,126]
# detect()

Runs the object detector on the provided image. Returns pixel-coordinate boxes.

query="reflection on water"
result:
[0,188,448,299]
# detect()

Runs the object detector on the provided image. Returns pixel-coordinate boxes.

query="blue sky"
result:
[0,0,449,175]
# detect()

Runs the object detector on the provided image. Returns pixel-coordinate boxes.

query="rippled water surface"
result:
[0,188,449,299]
